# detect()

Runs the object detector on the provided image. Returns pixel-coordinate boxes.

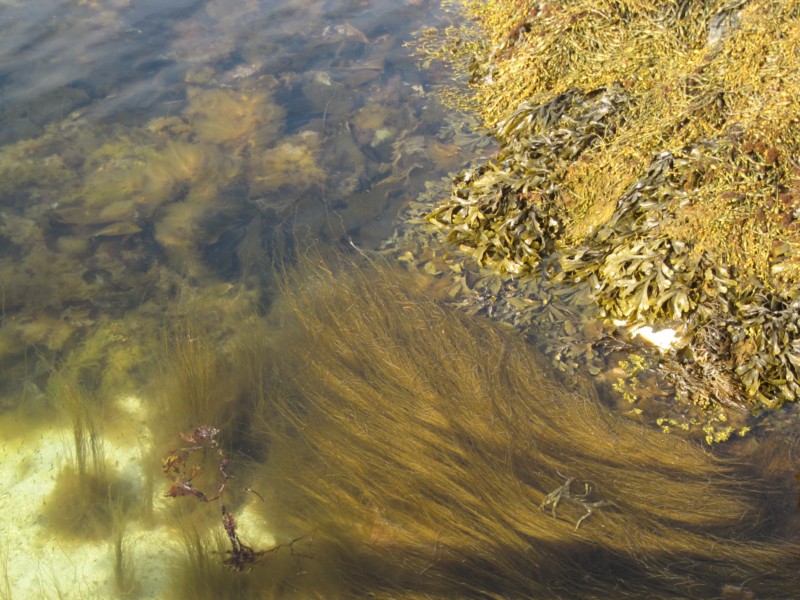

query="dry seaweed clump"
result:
[413,0,800,414]
[427,87,629,274]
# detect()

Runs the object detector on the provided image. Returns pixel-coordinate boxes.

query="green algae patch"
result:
[407,0,800,419]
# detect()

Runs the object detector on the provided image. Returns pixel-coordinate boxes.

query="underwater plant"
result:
[51,370,104,481]
[162,425,265,571]
[152,322,239,444]
[183,88,285,150]
[43,369,134,540]
[110,505,139,598]
[172,525,250,600]
[248,131,325,197]
[243,252,800,599]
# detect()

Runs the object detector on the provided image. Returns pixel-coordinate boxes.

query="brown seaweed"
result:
[242,253,800,599]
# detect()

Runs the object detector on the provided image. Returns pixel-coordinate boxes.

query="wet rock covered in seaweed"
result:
[407,0,800,427]
[428,87,628,275]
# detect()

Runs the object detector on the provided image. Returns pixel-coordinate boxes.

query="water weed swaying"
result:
[233,252,800,599]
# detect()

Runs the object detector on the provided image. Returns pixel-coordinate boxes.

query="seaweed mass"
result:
[232,254,800,599]
[395,0,800,436]
[158,253,800,599]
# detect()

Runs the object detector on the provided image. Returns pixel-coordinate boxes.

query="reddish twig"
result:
[162,425,265,571]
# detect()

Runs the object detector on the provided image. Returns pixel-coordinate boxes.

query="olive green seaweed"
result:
[151,322,242,449]
[170,525,283,600]
[236,252,800,599]
[49,371,105,480]
[110,508,139,598]
[43,369,134,541]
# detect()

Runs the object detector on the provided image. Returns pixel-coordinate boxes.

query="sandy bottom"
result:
[0,395,270,599]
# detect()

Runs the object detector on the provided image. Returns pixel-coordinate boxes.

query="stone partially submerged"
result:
[406,0,800,420]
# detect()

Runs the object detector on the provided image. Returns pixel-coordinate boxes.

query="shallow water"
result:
[0,0,477,398]
[0,0,481,596]
[0,1,798,599]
